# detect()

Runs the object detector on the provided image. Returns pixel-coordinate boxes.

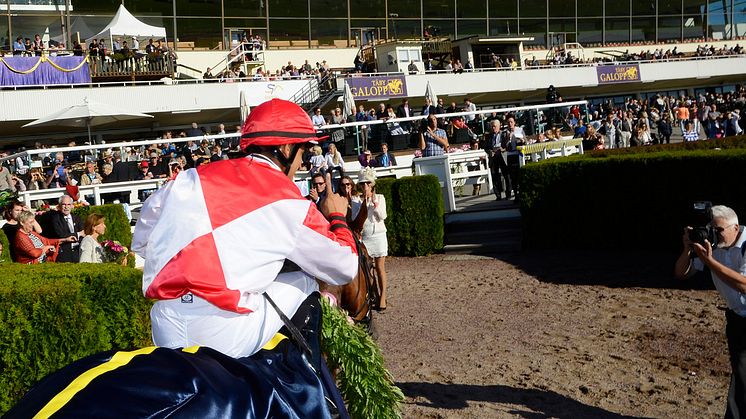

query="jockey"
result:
[132,98,358,358]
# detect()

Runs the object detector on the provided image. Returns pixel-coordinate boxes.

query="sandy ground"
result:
[374,250,731,418]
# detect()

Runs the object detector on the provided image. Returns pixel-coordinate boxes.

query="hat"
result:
[358,167,377,186]
[150,152,159,158]
[240,98,326,150]
[140,161,149,168]
[103,151,113,158]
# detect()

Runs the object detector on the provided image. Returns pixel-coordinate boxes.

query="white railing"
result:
[515,137,584,166]
[19,178,163,209]
[412,150,491,213]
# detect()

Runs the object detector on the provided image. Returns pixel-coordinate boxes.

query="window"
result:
[632,0,657,16]
[457,19,487,37]
[489,18,519,35]
[458,0,487,18]
[350,0,386,18]
[606,17,630,43]
[310,0,347,18]
[311,19,347,46]
[683,14,706,39]
[577,0,603,17]
[176,18,222,48]
[657,15,682,42]
[549,0,575,18]
[605,0,630,17]
[489,0,517,18]
[269,0,307,18]
[520,0,547,18]
[224,0,266,17]
[630,16,656,42]
[519,19,547,46]
[577,17,602,45]
[682,0,707,15]
[658,0,682,14]
[424,0,454,19]
[175,0,222,17]
[269,18,309,41]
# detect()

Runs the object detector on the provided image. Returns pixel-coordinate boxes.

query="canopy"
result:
[86,4,167,44]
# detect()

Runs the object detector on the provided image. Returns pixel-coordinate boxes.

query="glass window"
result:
[632,0,657,16]
[224,0,267,17]
[350,0,386,18]
[657,15,682,41]
[489,18,518,35]
[519,0,547,18]
[424,0,454,19]
[708,1,731,39]
[630,16,656,42]
[269,18,309,41]
[310,18,347,45]
[606,17,630,43]
[548,18,575,33]
[457,19,487,37]
[577,0,603,17]
[683,14,706,39]
[176,18,222,48]
[129,1,174,17]
[519,18,546,46]
[423,19,454,38]
[269,0,308,18]
[682,0,707,15]
[735,13,746,38]
[70,0,120,13]
[549,0,575,18]
[392,0,422,18]
[489,0,517,18]
[175,0,222,17]
[577,17,602,45]
[393,19,424,39]
[658,0,682,14]
[310,0,347,18]
[224,18,267,29]
[605,0,630,17]
[10,15,63,42]
[458,0,487,18]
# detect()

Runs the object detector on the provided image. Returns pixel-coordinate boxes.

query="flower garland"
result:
[321,299,403,419]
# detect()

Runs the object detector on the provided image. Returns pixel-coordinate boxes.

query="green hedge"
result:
[377,175,444,256]
[73,204,133,248]
[520,147,746,250]
[0,264,151,413]
[580,135,746,158]
[0,229,9,263]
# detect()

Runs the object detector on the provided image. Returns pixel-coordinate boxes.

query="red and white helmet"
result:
[240,98,327,150]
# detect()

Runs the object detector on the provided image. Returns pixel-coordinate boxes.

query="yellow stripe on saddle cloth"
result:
[32,333,289,418]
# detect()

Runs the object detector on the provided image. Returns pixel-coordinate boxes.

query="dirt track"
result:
[375,250,730,418]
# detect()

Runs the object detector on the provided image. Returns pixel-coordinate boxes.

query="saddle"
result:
[7,293,349,419]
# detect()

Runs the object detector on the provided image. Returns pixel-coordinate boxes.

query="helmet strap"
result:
[273,143,306,176]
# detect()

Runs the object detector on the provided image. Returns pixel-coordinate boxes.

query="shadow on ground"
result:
[471,248,714,290]
[398,381,644,419]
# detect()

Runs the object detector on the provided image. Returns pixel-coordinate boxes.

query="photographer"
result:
[674,205,746,418]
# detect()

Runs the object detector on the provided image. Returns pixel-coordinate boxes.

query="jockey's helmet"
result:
[240,98,327,150]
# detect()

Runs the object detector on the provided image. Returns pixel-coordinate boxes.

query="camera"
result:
[688,201,718,248]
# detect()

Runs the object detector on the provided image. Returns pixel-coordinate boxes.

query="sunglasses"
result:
[341,182,352,186]
[313,182,325,186]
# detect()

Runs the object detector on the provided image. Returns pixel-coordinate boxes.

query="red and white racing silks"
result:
[132,155,358,314]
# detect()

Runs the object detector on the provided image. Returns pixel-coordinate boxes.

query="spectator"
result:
[14,210,73,264]
[2,200,42,262]
[682,121,700,142]
[419,114,448,157]
[407,60,418,74]
[325,143,344,170]
[354,167,388,310]
[307,172,326,206]
[79,213,106,264]
[0,163,16,192]
[308,145,327,175]
[12,37,24,56]
[358,149,379,167]
[376,142,397,167]
[311,107,326,129]
[47,195,83,263]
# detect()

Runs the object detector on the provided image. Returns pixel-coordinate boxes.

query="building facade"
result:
[1,0,744,51]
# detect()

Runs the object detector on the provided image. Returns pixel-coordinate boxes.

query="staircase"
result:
[443,196,522,255]
[289,73,342,112]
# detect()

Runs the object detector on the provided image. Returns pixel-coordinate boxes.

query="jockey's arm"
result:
[287,204,359,287]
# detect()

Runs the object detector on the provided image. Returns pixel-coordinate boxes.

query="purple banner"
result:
[596,64,641,84]
[0,56,91,87]
[346,75,408,100]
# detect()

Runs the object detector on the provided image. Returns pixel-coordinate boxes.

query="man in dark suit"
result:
[484,119,512,200]
[48,194,83,263]
[376,143,398,167]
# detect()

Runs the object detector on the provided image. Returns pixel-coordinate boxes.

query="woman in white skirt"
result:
[355,167,389,310]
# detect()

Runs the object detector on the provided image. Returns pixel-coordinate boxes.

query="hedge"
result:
[0,264,150,413]
[72,204,133,248]
[0,229,9,263]
[520,147,746,250]
[377,175,444,256]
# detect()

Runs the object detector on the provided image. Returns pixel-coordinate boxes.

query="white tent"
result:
[86,4,167,47]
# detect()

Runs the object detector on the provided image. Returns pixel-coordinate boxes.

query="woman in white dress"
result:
[79,213,106,263]
[355,167,389,310]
